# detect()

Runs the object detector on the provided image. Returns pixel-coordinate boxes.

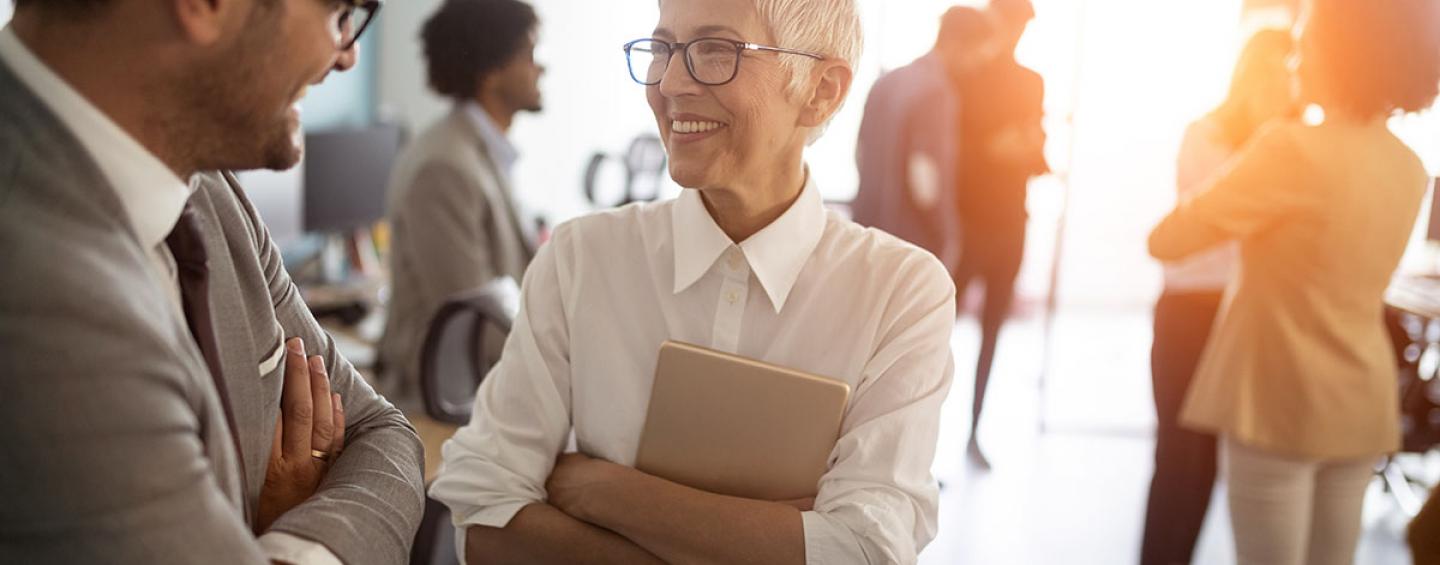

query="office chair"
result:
[410,280,521,565]
[583,133,667,209]
[1382,308,1440,517]
[418,280,520,425]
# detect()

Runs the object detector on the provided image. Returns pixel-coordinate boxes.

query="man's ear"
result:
[172,0,243,45]
[798,60,854,128]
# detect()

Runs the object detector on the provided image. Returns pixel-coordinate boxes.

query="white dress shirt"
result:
[1162,117,1239,292]
[429,173,957,564]
[462,101,537,248]
[462,102,519,179]
[0,26,339,565]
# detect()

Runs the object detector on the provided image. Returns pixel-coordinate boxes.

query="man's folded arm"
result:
[220,171,427,564]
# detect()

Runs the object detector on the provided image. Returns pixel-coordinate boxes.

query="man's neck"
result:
[11,17,193,178]
[477,94,515,133]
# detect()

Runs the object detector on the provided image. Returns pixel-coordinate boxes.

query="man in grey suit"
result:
[0,0,423,563]
[378,0,542,411]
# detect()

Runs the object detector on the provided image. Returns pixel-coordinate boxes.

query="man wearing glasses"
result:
[0,0,422,563]
[378,0,543,415]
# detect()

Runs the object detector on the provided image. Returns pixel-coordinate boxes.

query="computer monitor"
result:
[1428,178,1440,242]
[237,167,304,245]
[303,124,404,233]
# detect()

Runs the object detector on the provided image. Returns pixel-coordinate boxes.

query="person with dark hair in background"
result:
[852,6,994,274]
[0,0,426,562]
[1149,0,1440,562]
[954,0,1048,469]
[1139,29,1294,565]
[378,0,543,412]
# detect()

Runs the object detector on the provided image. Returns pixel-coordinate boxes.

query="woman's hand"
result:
[545,452,637,523]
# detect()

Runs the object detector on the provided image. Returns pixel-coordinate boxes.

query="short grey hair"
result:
[752,0,864,141]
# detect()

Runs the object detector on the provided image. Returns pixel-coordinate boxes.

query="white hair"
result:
[752,0,864,91]
[752,0,864,141]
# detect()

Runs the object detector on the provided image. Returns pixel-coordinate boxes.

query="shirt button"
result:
[725,290,739,304]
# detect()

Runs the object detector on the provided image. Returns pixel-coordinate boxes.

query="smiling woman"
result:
[427,0,959,564]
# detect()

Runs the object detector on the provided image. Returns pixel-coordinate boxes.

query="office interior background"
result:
[4,0,1438,563]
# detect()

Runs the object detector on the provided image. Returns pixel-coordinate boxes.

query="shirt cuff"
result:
[801,510,871,565]
[447,500,531,564]
[258,531,343,565]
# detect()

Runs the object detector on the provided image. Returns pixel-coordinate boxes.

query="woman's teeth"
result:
[672,120,724,134]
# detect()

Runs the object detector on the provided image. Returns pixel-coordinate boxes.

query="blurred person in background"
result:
[1148,0,1440,562]
[1139,29,1295,565]
[954,0,1049,469]
[378,0,543,412]
[852,6,994,274]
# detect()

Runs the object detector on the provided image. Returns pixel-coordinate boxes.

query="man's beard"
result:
[173,27,304,173]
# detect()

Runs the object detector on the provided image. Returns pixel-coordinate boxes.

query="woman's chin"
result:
[666,162,715,189]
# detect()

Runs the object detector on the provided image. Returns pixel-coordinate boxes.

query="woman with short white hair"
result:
[430,0,955,562]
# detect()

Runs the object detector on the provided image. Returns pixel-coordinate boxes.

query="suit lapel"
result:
[451,110,537,262]
[167,197,253,522]
[183,179,283,527]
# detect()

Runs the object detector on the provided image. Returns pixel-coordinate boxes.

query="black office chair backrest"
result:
[583,133,667,209]
[418,279,521,425]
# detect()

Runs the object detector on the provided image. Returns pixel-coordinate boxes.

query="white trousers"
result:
[1223,438,1377,565]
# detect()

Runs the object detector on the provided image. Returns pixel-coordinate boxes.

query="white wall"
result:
[1,0,12,26]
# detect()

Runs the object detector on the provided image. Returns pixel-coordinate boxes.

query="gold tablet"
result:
[634,341,851,501]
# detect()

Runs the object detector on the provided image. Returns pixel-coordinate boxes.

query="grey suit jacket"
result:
[378,107,535,410]
[0,58,423,563]
[853,54,962,272]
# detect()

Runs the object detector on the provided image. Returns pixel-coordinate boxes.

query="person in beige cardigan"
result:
[1147,1,1440,563]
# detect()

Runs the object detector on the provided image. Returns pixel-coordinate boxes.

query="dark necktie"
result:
[165,201,250,516]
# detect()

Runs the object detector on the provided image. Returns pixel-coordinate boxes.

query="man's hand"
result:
[256,338,346,534]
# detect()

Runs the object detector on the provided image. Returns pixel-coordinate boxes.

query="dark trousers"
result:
[953,218,1026,434]
[1140,290,1224,565]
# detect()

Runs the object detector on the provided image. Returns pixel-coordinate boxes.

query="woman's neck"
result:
[700,162,808,244]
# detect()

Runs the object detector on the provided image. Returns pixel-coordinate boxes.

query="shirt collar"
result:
[462,102,520,178]
[0,27,192,250]
[671,171,827,313]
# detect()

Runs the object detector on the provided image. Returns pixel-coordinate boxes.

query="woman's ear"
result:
[798,60,854,128]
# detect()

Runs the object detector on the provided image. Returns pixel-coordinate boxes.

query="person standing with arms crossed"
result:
[1149,1,1440,562]
[1139,29,1295,565]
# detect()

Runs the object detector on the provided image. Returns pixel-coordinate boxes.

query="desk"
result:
[1383,274,1440,516]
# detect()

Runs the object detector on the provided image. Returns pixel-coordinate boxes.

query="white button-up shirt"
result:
[430,173,956,564]
[0,26,338,565]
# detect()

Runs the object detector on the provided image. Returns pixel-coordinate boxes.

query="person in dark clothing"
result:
[954,0,1048,469]
[1139,30,1294,565]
